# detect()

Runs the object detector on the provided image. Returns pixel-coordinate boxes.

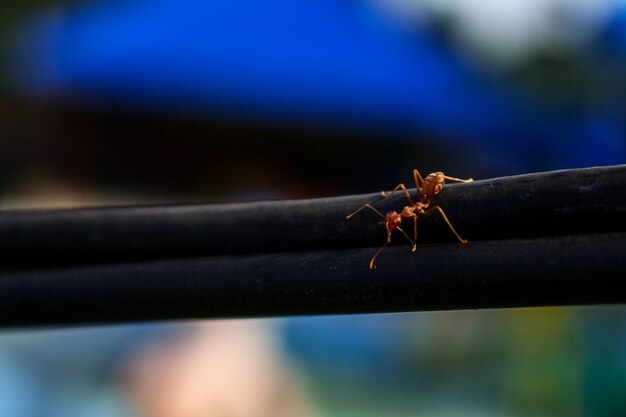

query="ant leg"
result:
[412,215,418,252]
[424,205,468,244]
[442,175,473,183]
[369,228,393,269]
[397,226,415,251]
[413,170,426,203]
[370,227,414,269]
[369,241,389,269]
[346,203,385,220]
[413,169,425,188]
[379,183,414,206]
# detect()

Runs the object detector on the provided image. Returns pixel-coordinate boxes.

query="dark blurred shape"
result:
[8,0,625,178]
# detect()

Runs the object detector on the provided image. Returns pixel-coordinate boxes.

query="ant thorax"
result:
[401,203,426,217]
[415,202,428,214]
[400,206,415,217]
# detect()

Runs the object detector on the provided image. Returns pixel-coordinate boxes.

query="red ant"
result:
[346,170,473,269]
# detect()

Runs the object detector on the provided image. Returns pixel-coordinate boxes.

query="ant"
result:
[346,170,473,269]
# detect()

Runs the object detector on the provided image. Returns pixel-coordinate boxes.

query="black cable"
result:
[1,165,626,326]
[1,165,625,268]
[1,233,625,326]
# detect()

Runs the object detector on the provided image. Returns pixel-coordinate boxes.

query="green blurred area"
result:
[294,307,626,417]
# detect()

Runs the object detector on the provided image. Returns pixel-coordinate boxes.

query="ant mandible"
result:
[346,170,473,269]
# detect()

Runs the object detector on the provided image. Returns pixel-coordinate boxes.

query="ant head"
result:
[383,211,402,230]
[423,172,445,197]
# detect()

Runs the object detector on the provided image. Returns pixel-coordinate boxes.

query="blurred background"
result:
[1,0,626,416]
